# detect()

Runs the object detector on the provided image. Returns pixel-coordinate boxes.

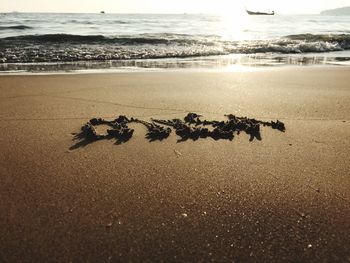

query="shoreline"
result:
[1,51,350,75]
[1,63,350,76]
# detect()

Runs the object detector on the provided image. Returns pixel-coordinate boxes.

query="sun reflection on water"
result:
[219,9,252,41]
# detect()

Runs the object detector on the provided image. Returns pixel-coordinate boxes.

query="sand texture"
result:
[0,67,349,262]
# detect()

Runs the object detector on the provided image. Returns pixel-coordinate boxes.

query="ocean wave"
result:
[112,20,130,24]
[0,33,213,45]
[2,34,108,42]
[286,33,350,43]
[1,33,350,63]
[2,33,350,45]
[234,39,347,54]
[65,20,125,25]
[0,25,32,30]
[67,20,94,25]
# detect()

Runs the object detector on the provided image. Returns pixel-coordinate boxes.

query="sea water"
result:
[1,12,350,72]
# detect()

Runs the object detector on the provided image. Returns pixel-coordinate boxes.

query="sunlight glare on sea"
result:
[220,10,252,41]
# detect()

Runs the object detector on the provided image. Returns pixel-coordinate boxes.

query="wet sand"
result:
[0,67,349,262]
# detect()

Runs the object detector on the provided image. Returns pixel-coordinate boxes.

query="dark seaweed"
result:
[71,113,286,149]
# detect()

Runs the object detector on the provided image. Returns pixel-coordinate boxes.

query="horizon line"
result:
[0,11,321,15]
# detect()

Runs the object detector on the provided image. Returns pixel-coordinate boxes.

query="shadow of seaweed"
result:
[70,131,100,150]
[146,133,170,142]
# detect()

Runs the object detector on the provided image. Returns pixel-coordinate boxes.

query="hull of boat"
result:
[246,10,274,15]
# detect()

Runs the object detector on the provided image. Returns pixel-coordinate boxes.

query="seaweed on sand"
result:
[71,113,286,149]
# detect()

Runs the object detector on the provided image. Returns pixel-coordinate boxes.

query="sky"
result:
[1,0,349,14]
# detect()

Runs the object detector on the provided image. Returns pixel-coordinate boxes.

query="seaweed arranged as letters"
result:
[71,113,285,149]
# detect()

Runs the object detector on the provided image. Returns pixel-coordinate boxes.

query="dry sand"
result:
[0,67,349,262]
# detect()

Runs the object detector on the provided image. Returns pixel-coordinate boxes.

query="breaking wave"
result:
[0,25,33,30]
[1,33,215,44]
[1,33,350,63]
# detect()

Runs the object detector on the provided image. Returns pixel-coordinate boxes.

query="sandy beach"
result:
[0,67,349,262]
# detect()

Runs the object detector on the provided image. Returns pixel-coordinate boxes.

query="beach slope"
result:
[0,68,349,262]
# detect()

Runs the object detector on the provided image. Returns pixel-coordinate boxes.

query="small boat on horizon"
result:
[246,9,275,15]
[100,11,105,14]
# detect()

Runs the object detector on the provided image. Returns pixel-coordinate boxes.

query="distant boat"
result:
[246,9,274,15]
[100,11,105,14]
